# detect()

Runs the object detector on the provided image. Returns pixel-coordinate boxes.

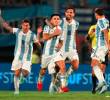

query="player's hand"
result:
[37,26,43,34]
[54,28,62,36]
[36,39,41,47]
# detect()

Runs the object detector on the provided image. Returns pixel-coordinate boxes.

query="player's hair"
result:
[50,13,61,20]
[94,8,104,16]
[21,19,30,24]
[65,5,75,13]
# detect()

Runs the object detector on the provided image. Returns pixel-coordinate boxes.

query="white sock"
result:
[14,75,20,92]
[60,75,66,87]
[93,66,105,83]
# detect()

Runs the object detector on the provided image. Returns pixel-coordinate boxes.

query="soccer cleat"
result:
[60,87,69,92]
[14,91,19,95]
[99,85,108,94]
[92,89,96,94]
[95,81,106,92]
[37,81,43,91]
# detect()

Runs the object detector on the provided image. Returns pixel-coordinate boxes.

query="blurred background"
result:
[0,0,110,64]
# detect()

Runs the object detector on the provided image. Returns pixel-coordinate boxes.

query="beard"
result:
[66,16,72,21]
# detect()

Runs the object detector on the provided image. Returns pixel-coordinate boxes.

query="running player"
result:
[37,14,67,92]
[38,5,79,92]
[86,25,109,94]
[0,16,39,94]
[91,8,109,94]
[60,5,79,81]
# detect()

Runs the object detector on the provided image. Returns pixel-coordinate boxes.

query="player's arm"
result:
[86,26,95,41]
[36,26,44,43]
[43,19,62,41]
[33,34,42,48]
[43,27,62,41]
[45,18,53,28]
[0,16,13,33]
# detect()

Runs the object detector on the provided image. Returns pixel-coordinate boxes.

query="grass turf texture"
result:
[0,91,110,100]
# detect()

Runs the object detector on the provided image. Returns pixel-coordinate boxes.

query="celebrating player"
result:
[91,8,109,94]
[0,15,40,94]
[37,14,67,93]
[86,24,109,94]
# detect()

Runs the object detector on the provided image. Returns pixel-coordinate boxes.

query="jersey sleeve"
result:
[75,21,79,30]
[43,25,50,34]
[12,28,19,34]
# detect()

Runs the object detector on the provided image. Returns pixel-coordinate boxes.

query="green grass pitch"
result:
[0,91,110,100]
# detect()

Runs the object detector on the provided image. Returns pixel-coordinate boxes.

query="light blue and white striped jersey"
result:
[96,17,109,47]
[13,28,37,61]
[43,25,63,56]
[61,18,79,52]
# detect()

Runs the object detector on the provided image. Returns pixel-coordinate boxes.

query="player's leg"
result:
[37,68,47,84]
[91,47,107,93]
[67,59,79,76]
[37,68,47,91]
[37,56,51,91]
[49,65,61,93]
[11,60,21,95]
[55,60,69,92]
[99,53,108,94]
[14,69,21,95]
[91,59,105,90]
[55,60,66,87]
[66,50,79,76]
[91,70,97,94]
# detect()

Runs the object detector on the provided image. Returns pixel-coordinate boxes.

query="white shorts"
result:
[41,51,64,68]
[11,59,32,73]
[91,46,108,62]
[62,49,79,61]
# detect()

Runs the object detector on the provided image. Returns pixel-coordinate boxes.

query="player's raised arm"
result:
[0,16,13,33]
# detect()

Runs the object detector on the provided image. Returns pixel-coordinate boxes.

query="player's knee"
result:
[14,70,21,77]
[71,60,79,70]
[74,64,79,70]
[22,69,29,77]
[91,59,99,67]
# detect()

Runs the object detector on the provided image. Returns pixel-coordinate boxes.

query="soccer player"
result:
[37,14,67,92]
[60,5,79,80]
[40,6,79,92]
[86,25,109,94]
[0,16,39,94]
[91,8,109,94]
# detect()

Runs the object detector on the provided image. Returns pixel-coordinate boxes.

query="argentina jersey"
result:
[13,28,37,61]
[43,25,62,56]
[61,18,79,52]
[96,17,109,47]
